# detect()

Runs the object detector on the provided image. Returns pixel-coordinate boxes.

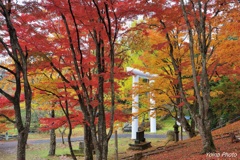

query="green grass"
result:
[25,142,82,160]
[25,137,166,160]
[26,144,50,159]
[1,117,179,159]
[156,117,175,134]
[5,116,175,137]
[0,137,166,160]
[0,118,178,160]
[141,117,176,135]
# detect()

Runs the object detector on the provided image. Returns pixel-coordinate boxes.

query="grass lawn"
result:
[0,117,176,159]
[0,137,166,160]
[26,137,166,160]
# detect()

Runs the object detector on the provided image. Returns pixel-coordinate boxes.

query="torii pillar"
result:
[127,67,156,139]
[132,74,139,139]
[150,79,157,133]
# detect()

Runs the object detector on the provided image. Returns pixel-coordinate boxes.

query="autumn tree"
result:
[126,0,240,154]
[30,73,59,156]
[0,96,15,132]
[29,65,81,158]
[124,16,198,137]
[0,1,33,159]
[132,0,236,153]
[178,0,240,153]
[210,3,240,126]
[38,86,82,160]
[18,0,132,159]
[35,71,84,159]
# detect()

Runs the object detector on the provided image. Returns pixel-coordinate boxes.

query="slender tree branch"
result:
[0,88,14,103]
[0,38,21,68]
[0,65,16,76]
[0,113,16,123]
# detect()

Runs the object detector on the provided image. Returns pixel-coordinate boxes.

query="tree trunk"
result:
[17,130,28,160]
[102,140,108,160]
[177,97,196,138]
[190,117,196,136]
[197,119,216,153]
[49,110,56,156]
[61,133,65,144]
[59,128,66,144]
[14,83,32,160]
[65,107,76,160]
[178,115,196,138]
[49,129,56,156]
[84,123,94,160]
[61,132,65,144]
[67,128,76,160]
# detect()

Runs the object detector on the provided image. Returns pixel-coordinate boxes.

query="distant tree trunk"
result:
[59,128,66,144]
[49,110,56,156]
[61,133,65,144]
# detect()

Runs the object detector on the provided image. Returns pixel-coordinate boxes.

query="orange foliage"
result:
[0,123,8,133]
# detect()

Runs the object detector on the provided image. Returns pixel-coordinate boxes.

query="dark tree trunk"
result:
[17,129,28,160]
[67,127,76,160]
[49,110,56,156]
[63,95,77,160]
[49,128,56,156]
[15,89,31,160]
[102,140,108,160]
[84,123,94,160]
[190,117,196,136]
[178,115,196,138]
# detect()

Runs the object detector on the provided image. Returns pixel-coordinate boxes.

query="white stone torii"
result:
[127,67,157,139]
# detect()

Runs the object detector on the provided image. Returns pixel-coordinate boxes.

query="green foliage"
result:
[211,77,240,128]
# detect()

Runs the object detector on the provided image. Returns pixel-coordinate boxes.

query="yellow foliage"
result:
[210,90,224,98]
